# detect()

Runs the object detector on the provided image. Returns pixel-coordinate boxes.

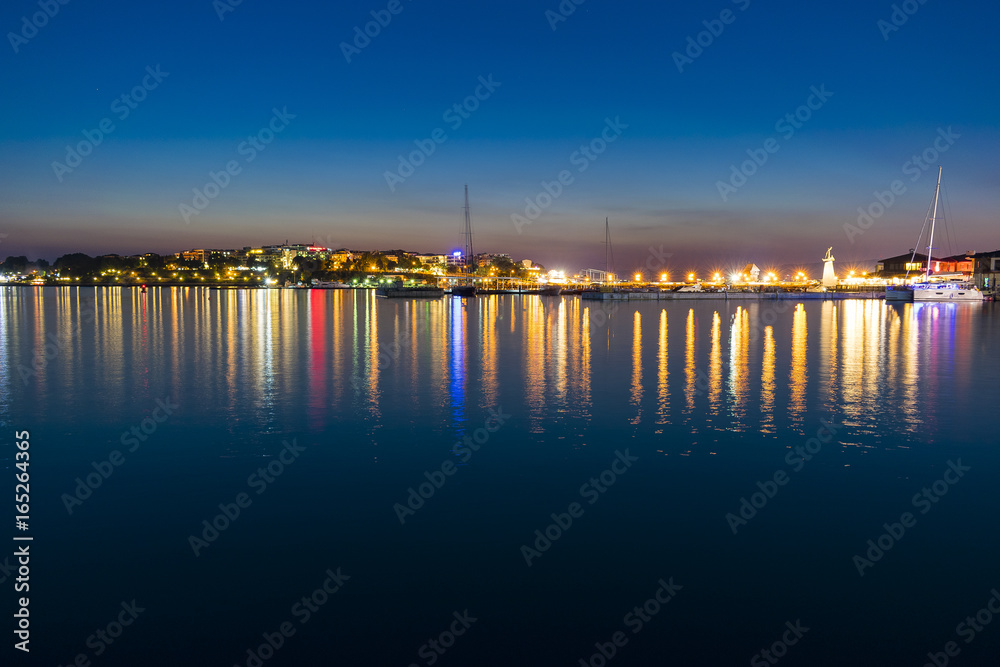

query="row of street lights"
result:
[628,271,812,284]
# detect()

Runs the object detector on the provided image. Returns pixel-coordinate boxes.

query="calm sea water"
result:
[3,287,999,666]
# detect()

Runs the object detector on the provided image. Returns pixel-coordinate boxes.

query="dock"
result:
[580,290,886,301]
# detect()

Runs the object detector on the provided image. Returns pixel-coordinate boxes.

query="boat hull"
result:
[913,287,983,302]
[885,287,914,302]
[451,286,477,297]
[376,287,444,298]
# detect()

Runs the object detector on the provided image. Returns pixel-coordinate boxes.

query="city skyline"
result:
[2,0,998,271]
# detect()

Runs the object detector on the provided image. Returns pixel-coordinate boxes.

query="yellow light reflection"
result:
[630,310,642,424]
[656,310,669,426]
[761,326,775,434]
[789,303,807,425]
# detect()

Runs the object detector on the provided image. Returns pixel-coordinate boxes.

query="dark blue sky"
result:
[2,0,997,273]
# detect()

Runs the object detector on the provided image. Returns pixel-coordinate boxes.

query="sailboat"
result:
[581,218,616,300]
[451,185,477,297]
[910,168,983,302]
[887,167,982,303]
[602,217,616,291]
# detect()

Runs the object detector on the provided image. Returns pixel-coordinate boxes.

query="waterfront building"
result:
[581,268,609,282]
[971,250,1000,292]
[475,252,511,264]
[876,252,935,277]
[740,264,761,281]
[174,249,236,265]
[876,252,974,278]
[326,249,355,268]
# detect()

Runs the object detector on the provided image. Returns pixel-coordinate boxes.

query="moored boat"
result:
[891,167,982,303]
[912,282,983,302]
[451,285,477,297]
[885,286,914,302]
[376,285,444,298]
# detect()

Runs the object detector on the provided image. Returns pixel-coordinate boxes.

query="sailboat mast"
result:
[463,185,474,272]
[605,218,609,279]
[926,166,942,278]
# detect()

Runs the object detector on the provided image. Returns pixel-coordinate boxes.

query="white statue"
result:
[822,247,837,287]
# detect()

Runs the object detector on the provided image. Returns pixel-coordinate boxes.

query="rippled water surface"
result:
[3,287,999,666]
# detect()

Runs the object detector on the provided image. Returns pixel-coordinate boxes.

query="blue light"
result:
[453,251,462,257]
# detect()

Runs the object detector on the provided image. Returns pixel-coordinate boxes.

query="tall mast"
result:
[605,218,609,278]
[605,218,615,282]
[463,185,474,273]
[926,166,942,278]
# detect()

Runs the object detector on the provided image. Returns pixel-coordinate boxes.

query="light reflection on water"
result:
[0,287,992,452]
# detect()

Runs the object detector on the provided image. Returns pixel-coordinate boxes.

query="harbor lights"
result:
[688,273,695,282]
[660,273,668,283]
[713,273,721,283]
[634,272,642,283]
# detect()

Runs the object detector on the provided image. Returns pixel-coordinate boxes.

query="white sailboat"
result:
[910,167,983,302]
[451,185,477,297]
[912,279,983,302]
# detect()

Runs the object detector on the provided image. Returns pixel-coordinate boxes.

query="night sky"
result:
[1,0,997,273]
